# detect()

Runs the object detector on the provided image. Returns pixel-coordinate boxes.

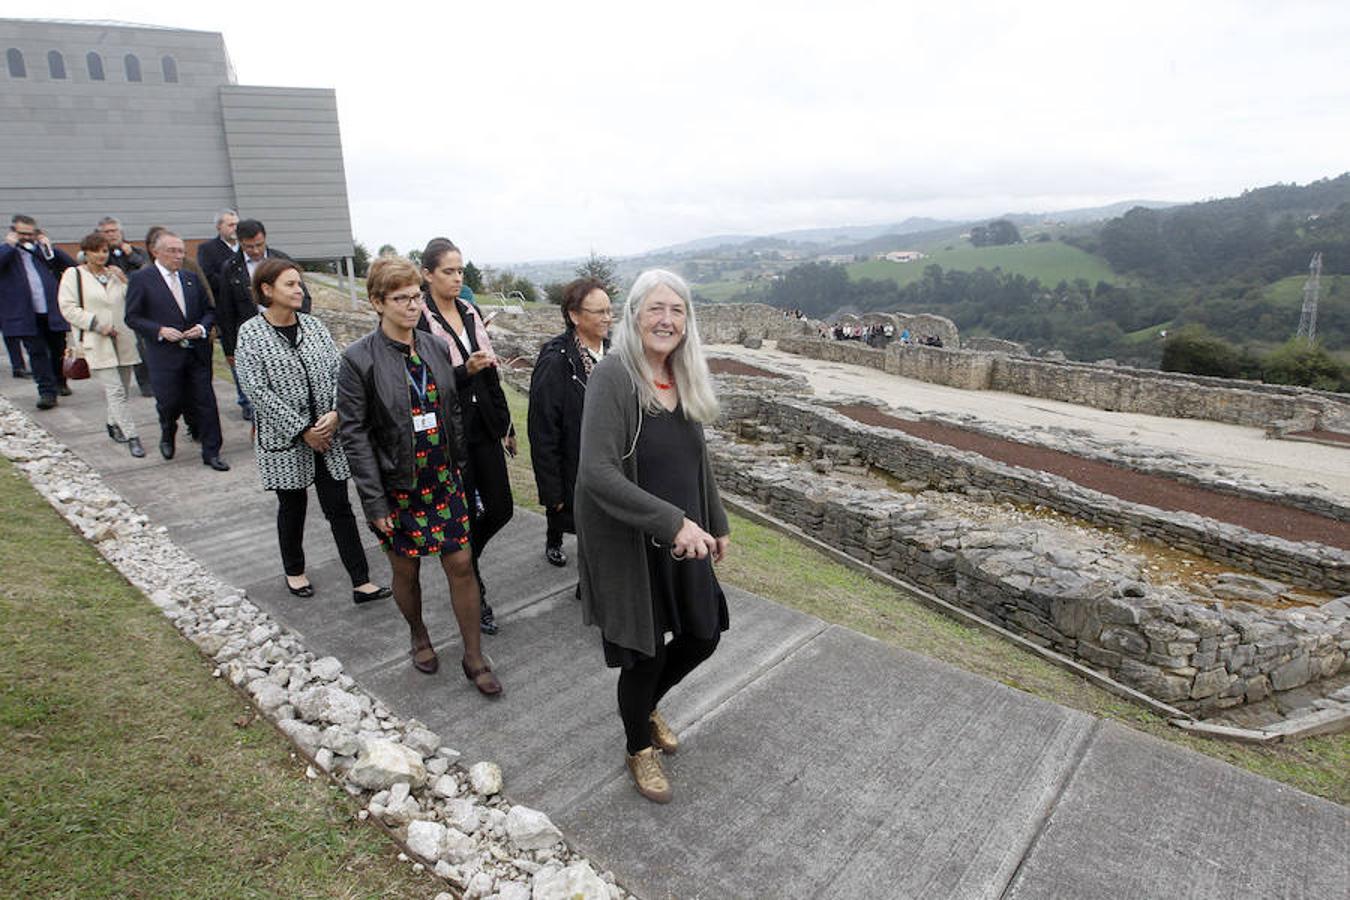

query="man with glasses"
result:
[0,214,77,409]
[215,218,311,422]
[96,216,147,274]
[124,231,229,471]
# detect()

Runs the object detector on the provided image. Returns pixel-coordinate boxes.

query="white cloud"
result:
[41,0,1350,261]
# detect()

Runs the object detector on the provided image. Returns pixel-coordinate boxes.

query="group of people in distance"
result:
[3,210,732,804]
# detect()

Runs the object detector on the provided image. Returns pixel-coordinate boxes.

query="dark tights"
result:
[617,633,720,754]
[386,547,487,669]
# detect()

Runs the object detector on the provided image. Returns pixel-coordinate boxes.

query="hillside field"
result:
[846,241,1123,288]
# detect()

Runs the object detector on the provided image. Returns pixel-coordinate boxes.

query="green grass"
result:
[846,240,1123,288]
[0,458,432,898]
[692,279,763,302]
[501,382,1348,805]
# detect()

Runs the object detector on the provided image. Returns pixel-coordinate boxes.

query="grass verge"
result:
[0,457,431,898]
[501,383,1348,805]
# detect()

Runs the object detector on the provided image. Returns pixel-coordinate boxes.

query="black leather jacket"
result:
[337,327,469,521]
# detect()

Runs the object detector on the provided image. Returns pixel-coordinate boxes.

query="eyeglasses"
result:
[579,307,613,318]
[383,292,424,307]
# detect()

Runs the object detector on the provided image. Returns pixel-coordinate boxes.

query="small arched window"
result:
[87,51,104,81]
[161,55,178,83]
[124,53,141,82]
[6,48,25,78]
[47,50,66,79]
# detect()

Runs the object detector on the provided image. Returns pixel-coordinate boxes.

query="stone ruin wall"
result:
[694,303,818,344]
[775,337,1350,432]
[706,424,1349,714]
[723,394,1350,595]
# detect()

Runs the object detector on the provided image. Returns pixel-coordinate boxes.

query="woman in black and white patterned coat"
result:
[234,258,391,605]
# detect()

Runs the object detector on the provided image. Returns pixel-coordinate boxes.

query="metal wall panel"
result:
[220,86,354,260]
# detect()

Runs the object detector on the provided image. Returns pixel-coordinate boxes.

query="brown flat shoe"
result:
[461,656,502,697]
[411,646,439,674]
[626,747,672,803]
[649,709,679,754]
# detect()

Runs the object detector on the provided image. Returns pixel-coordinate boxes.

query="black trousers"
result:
[545,505,570,549]
[4,334,25,373]
[276,452,370,586]
[464,436,514,559]
[617,633,720,754]
[19,319,68,398]
[148,347,221,459]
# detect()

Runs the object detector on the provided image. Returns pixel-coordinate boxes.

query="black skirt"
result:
[603,403,729,669]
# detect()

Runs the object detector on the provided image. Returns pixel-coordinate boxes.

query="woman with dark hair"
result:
[234,258,391,604]
[575,268,729,804]
[419,237,515,635]
[337,256,501,694]
[527,276,612,566]
[58,231,144,457]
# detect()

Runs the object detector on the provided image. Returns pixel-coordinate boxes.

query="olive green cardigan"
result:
[574,355,729,658]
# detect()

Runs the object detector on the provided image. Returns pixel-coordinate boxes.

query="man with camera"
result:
[0,214,76,409]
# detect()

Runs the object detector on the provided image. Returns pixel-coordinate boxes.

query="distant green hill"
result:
[846,241,1122,288]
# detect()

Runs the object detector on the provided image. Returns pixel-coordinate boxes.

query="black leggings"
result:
[617,633,720,754]
[276,452,369,586]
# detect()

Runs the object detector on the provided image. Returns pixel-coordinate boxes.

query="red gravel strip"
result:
[709,359,787,379]
[832,404,1350,550]
[1288,429,1350,447]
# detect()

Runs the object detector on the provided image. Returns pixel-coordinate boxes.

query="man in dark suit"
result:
[215,218,311,421]
[0,214,76,409]
[196,208,238,303]
[124,231,229,471]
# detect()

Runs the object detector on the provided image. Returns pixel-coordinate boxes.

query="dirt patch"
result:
[832,403,1350,551]
[709,359,787,379]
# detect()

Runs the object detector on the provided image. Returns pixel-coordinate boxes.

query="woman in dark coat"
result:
[418,237,515,635]
[336,256,501,695]
[574,268,730,804]
[527,276,612,566]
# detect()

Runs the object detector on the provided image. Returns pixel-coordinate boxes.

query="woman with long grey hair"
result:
[574,268,730,804]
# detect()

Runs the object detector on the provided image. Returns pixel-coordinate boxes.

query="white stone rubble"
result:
[0,396,631,900]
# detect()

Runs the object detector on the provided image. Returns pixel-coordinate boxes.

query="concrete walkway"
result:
[8,374,1346,900]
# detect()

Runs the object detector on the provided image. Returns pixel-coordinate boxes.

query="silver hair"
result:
[96,216,121,228]
[152,230,182,250]
[611,269,719,424]
[213,208,238,227]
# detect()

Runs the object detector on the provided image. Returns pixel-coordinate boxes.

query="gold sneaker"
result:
[649,710,679,754]
[626,747,673,803]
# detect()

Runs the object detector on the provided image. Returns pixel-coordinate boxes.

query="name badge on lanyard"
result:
[407,362,437,432]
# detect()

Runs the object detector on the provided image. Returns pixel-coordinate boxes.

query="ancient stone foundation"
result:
[721,393,1350,595]
[707,428,1350,714]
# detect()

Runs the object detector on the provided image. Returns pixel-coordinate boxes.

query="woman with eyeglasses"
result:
[336,256,501,694]
[234,258,391,605]
[574,269,729,803]
[527,276,612,567]
[418,237,516,636]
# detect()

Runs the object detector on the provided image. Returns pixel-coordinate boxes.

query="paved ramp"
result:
[6,375,1345,899]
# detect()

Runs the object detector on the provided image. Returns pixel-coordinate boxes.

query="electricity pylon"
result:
[1296,252,1322,344]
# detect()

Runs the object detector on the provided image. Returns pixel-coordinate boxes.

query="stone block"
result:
[1189,668,1232,700]
[1100,625,1148,658]
[1269,654,1313,692]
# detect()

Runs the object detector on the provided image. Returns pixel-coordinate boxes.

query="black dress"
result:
[603,403,729,668]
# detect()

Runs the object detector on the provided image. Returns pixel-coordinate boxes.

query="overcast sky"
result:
[46,1,1350,264]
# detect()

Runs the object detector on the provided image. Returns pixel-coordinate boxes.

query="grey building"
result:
[0,17,355,268]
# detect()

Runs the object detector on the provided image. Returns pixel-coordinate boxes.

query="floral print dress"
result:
[381,351,473,558]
